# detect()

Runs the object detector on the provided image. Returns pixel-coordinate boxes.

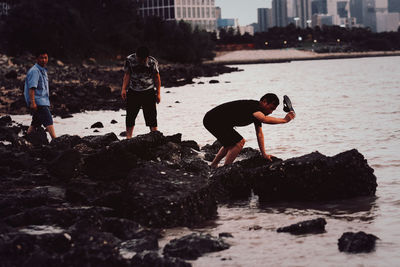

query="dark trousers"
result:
[126,89,157,127]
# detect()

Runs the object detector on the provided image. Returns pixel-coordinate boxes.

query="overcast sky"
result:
[215,0,272,26]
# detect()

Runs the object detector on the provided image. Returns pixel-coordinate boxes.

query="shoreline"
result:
[204,49,400,65]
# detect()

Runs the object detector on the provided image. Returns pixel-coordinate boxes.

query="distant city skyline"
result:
[215,0,272,26]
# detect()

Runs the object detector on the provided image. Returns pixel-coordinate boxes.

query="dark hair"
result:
[260,93,279,106]
[136,46,149,59]
[35,49,48,58]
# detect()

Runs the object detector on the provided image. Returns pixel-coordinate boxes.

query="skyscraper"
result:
[295,0,312,28]
[272,0,288,27]
[136,0,217,32]
[350,0,364,24]
[258,8,273,32]
[312,0,328,14]
[388,0,400,12]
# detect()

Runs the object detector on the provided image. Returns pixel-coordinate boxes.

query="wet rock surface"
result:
[0,115,379,265]
[211,150,377,201]
[0,54,239,118]
[0,117,216,266]
[338,231,379,253]
[277,218,327,235]
[163,233,230,260]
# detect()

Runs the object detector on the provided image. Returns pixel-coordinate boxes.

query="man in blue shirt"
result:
[24,50,56,139]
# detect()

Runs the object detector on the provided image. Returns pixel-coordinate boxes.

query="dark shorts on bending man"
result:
[126,89,157,127]
[203,113,243,147]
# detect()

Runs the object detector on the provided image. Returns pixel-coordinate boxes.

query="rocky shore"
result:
[205,49,400,65]
[0,54,240,118]
[0,115,378,266]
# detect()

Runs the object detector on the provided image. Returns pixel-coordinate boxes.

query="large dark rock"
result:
[48,149,82,179]
[277,218,327,235]
[50,135,82,150]
[163,233,230,260]
[122,163,216,227]
[338,231,379,253]
[212,149,377,201]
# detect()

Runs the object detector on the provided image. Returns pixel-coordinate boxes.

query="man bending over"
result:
[203,93,295,168]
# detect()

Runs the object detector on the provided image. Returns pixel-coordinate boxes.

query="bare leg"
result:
[46,125,57,139]
[224,138,245,165]
[126,126,134,139]
[211,146,229,169]
[150,126,158,132]
[27,126,35,134]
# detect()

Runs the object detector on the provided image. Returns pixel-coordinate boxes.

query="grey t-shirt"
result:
[124,53,159,92]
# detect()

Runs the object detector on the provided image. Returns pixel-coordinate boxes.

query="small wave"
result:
[19,225,65,235]
[372,163,400,169]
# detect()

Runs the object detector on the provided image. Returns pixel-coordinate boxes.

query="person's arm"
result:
[29,88,37,111]
[154,73,161,104]
[253,111,295,124]
[255,124,273,161]
[121,72,130,100]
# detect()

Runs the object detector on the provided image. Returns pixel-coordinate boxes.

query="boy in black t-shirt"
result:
[203,93,295,168]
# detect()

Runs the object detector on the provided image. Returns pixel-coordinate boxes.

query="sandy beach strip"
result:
[204,49,400,65]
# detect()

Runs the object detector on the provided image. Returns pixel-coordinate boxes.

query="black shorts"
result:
[126,89,157,127]
[203,112,243,147]
[31,106,53,127]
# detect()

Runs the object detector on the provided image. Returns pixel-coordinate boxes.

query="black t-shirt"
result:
[206,100,263,127]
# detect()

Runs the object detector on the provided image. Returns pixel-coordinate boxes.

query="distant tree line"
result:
[1,0,399,62]
[0,0,215,63]
[218,23,400,52]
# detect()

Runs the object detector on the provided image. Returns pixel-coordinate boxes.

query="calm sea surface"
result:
[12,56,400,266]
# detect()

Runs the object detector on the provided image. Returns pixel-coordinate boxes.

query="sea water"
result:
[12,56,400,266]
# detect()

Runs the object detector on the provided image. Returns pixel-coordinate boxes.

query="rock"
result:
[212,149,377,201]
[82,132,119,149]
[119,236,158,253]
[50,134,82,150]
[48,149,82,180]
[181,140,200,151]
[90,122,104,128]
[277,218,327,235]
[209,79,219,84]
[5,70,18,79]
[163,233,229,260]
[249,225,262,231]
[110,119,118,124]
[132,251,191,267]
[88,161,217,228]
[219,232,233,238]
[0,115,12,126]
[24,127,49,146]
[338,231,379,253]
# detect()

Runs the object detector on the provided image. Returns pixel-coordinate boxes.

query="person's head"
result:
[136,46,150,63]
[260,93,279,115]
[35,49,48,67]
